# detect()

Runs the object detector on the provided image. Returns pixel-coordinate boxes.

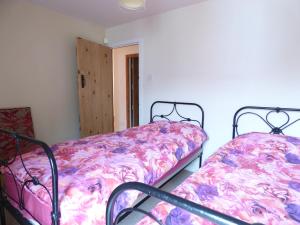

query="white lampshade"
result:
[119,0,146,10]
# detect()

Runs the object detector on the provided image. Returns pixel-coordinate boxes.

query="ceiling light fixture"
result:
[119,0,146,10]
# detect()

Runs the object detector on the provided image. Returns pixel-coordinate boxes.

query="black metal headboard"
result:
[150,101,204,128]
[0,129,60,225]
[232,106,300,139]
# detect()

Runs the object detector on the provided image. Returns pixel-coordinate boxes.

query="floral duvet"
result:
[137,132,300,225]
[3,121,207,225]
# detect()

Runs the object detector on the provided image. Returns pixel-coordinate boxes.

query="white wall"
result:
[113,45,139,131]
[106,0,300,166]
[0,0,105,144]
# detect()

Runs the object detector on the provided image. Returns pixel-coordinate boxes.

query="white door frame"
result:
[108,39,145,127]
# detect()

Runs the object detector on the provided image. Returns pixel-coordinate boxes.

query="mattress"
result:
[3,121,207,225]
[137,132,300,225]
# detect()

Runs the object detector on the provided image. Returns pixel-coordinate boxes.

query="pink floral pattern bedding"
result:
[4,121,207,225]
[137,132,300,225]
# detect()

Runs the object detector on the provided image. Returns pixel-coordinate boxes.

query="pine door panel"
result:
[76,38,113,137]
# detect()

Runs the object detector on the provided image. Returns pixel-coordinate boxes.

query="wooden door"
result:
[76,37,113,137]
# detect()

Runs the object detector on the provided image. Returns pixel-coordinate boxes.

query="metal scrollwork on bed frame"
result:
[0,129,60,225]
[150,101,205,168]
[106,182,263,225]
[150,101,204,128]
[232,106,300,139]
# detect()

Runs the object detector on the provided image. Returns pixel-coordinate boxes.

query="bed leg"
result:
[0,174,6,225]
[0,204,5,225]
[0,194,6,225]
[199,152,203,168]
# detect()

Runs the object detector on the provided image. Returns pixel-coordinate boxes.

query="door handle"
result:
[81,75,86,88]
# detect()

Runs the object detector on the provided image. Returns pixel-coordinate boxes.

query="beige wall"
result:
[106,0,300,167]
[113,45,139,131]
[0,0,105,144]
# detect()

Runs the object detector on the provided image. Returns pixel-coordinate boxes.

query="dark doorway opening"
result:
[126,54,139,128]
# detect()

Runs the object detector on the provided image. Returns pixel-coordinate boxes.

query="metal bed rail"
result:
[106,182,263,225]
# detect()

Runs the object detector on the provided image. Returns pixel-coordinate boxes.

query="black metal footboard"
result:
[106,182,262,225]
[0,129,60,225]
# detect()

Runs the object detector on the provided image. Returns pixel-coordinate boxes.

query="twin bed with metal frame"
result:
[107,106,300,225]
[0,101,206,225]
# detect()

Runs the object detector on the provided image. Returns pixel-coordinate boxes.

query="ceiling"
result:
[27,0,206,28]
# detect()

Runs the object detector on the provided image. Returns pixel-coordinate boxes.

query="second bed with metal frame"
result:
[106,106,300,225]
